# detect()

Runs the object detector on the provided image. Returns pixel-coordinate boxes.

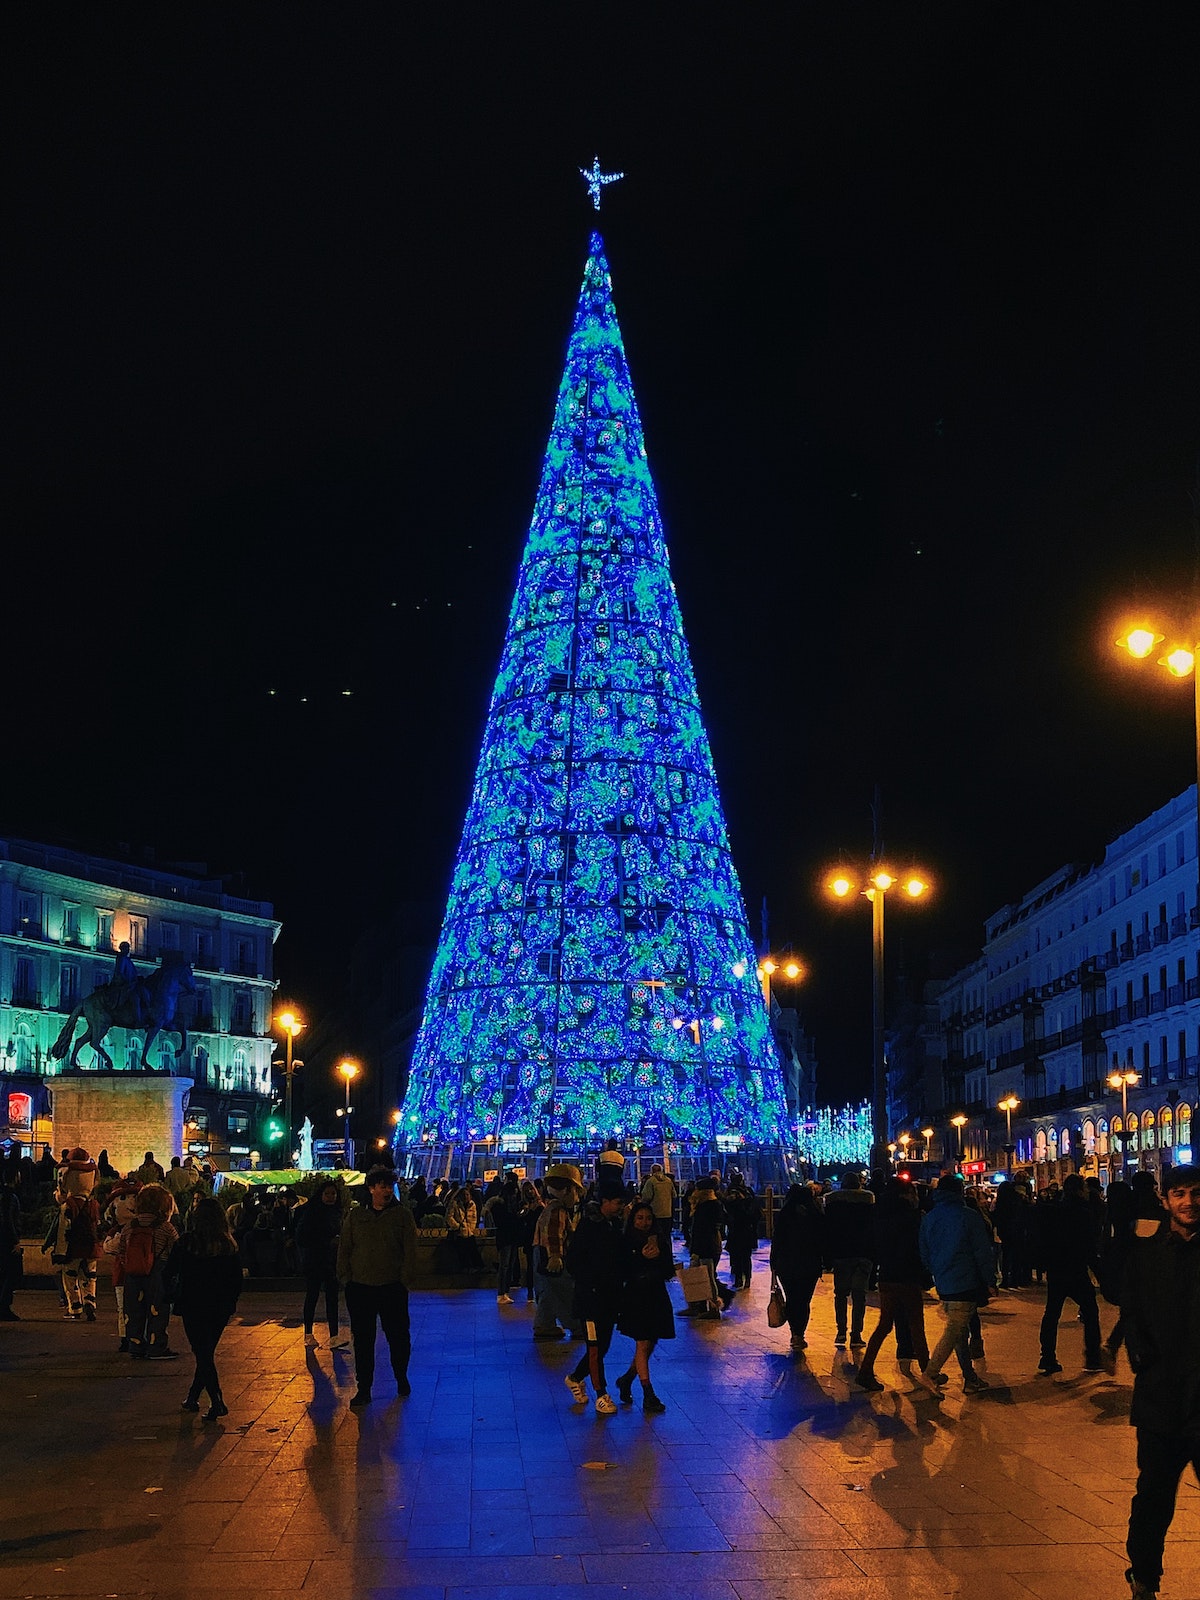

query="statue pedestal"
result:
[49,1075,194,1177]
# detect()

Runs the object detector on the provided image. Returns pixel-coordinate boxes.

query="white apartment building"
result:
[0,837,281,1166]
[929,787,1199,1180]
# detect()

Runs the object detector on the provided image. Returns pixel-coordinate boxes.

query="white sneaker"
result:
[564,1374,588,1403]
[328,1334,350,1351]
[595,1392,618,1415]
[497,1294,514,1305]
[303,1331,319,1349]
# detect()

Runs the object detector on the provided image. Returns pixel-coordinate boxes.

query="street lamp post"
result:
[275,1009,305,1166]
[998,1094,1020,1175]
[826,863,931,1173]
[1108,1068,1140,1174]
[950,1113,968,1169]
[338,1059,359,1167]
[920,1126,934,1168]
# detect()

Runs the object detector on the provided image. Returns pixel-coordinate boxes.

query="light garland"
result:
[398,231,789,1154]
[795,1102,873,1168]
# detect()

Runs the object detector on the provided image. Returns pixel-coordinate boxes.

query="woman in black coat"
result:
[167,1198,243,1421]
[769,1185,824,1352]
[613,1202,675,1413]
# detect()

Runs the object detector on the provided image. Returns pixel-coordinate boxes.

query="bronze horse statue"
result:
[51,954,196,1073]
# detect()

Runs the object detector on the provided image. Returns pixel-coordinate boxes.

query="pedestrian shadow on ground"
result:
[304,1346,340,1422]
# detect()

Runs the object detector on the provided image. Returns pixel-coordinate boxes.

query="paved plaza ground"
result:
[4,1250,1199,1600]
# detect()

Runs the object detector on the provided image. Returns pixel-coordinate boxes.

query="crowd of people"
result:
[4,1141,1199,1600]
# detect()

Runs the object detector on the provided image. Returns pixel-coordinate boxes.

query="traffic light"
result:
[267,1117,284,1144]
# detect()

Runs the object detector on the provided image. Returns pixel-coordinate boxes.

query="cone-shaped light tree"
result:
[399,231,789,1158]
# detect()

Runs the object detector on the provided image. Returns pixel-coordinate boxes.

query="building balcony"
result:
[1120,940,1135,961]
[10,991,41,1009]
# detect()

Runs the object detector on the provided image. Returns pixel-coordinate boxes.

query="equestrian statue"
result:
[52,943,196,1073]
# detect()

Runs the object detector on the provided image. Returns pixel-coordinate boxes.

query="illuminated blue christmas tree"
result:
[399,229,789,1157]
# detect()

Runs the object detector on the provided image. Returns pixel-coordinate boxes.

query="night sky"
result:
[8,8,1200,1111]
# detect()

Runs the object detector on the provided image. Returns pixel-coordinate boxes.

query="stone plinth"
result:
[49,1075,193,1176]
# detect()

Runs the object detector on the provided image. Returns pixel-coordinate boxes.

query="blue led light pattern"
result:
[796,1104,873,1168]
[399,232,789,1154]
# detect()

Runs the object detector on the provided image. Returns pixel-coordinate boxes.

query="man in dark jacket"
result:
[295,1180,347,1352]
[918,1174,994,1395]
[823,1170,875,1347]
[563,1172,627,1414]
[1035,1172,1102,1375]
[1122,1164,1200,1600]
[336,1168,417,1408]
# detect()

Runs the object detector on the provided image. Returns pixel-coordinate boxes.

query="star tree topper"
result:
[580,155,624,211]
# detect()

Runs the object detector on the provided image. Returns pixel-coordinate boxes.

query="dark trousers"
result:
[832,1256,873,1339]
[1039,1267,1101,1362]
[728,1243,754,1286]
[344,1279,410,1396]
[183,1310,231,1403]
[776,1269,820,1339]
[302,1267,340,1333]
[861,1281,929,1374]
[570,1313,616,1394]
[1127,1429,1200,1590]
[496,1243,521,1294]
[0,1248,19,1312]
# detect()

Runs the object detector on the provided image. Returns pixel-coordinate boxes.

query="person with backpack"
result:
[119,1183,179,1359]
[166,1197,243,1420]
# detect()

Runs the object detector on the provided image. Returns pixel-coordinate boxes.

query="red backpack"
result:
[124,1222,156,1275]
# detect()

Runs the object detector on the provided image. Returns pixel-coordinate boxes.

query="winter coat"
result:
[724,1189,763,1248]
[293,1198,342,1273]
[873,1200,928,1286]
[769,1202,823,1280]
[617,1229,676,1341]
[337,1197,417,1287]
[566,1202,626,1317]
[639,1172,675,1220]
[918,1191,995,1300]
[445,1193,478,1238]
[1034,1196,1101,1276]
[822,1188,875,1263]
[1122,1221,1200,1435]
[689,1195,724,1261]
[166,1238,243,1320]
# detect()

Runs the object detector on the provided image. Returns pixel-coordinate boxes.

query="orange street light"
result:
[338,1059,360,1165]
[755,953,808,1009]
[273,1007,306,1167]
[824,859,934,1169]
[998,1094,1020,1172]
[950,1112,968,1167]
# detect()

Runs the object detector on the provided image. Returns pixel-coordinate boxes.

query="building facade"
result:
[912,788,1200,1182]
[0,837,280,1168]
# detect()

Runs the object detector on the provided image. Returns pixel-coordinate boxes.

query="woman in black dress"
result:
[613,1201,675,1413]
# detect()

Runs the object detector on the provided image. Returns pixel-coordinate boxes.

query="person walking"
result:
[1035,1171,1102,1375]
[639,1163,676,1257]
[685,1176,735,1315]
[769,1184,825,1352]
[562,1170,627,1414]
[612,1200,674,1413]
[723,1174,762,1290]
[482,1172,524,1306]
[518,1179,543,1302]
[1121,1163,1200,1600]
[855,1178,930,1391]
[823,1170,875,1348]
[1098,1180,1136,1372]
[168,1197,243,1421]
[0,1167,21,1320]
[119,1183,179,1360]
[295,1180,348,1351]
[532,1164,584,1340]
[918,1173,994,1395]
[337,1167,418,1408]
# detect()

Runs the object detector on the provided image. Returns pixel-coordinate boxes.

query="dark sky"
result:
[7,6,1200,1109]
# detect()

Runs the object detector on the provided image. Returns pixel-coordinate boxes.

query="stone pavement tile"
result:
[581,1549,864,1582]
[847,1543,1115,1576]
[446,1588,738,1600]
[302,1554,587,1588]
[731,1581,1040,1600]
